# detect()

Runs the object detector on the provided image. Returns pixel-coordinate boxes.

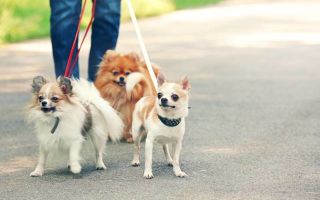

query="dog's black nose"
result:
[41,101,47,106]
[161,98,168,104]
[119,77,125,82]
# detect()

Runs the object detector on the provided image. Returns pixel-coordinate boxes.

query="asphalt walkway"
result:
[0,1,319,199]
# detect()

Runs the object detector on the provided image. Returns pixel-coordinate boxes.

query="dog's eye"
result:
[113,71,119,76]
[51,96,59,102]
[157,92,163,99]
[125,71,130,76]
[171,94,179,102]
[38,96,44,102]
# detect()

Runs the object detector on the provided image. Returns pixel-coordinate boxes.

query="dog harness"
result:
[157,115,181,127]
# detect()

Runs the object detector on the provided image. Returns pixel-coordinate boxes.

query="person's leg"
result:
[50,0,81,79]
[88,0,121,81]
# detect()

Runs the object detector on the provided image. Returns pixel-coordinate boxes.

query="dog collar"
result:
[157,115,181,127]
[51,117,60,134]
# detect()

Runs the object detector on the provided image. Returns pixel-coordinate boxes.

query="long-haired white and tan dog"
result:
[131,73,191,179]
[28,76,123,177]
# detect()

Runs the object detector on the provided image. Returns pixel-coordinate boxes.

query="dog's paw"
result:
[175,171,188,178]
[167,160,173,167]
[131,160,140,167]
[131,162,140,167]
[143,171,154,179]
[30,170,43,177]
[70,163,82,174]
[96,164,107,170]
[126,138,134,143]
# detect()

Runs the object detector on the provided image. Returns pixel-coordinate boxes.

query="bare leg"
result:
[143,137,154,179]
[172,141,187,177]
[30,145,48,177]
[163,144,173,166]
[69,141,82,174]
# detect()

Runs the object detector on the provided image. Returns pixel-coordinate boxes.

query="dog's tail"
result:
[72,79,123,142]
[126,72,147,93]
[126,63,160,96]
[126,73,155,98]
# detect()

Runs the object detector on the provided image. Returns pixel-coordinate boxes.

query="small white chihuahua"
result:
[130,73,191,179]
[28,76,123,176]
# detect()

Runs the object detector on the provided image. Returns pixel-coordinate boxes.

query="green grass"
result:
[0,0,222,44]
[121,0,174,21]
[0,0,50,43]
[173,0,223,9]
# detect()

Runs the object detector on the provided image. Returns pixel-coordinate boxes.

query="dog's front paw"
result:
[175,171,188,178]
[30,170,43,177]
[143,171,154,179]
[70,163,82,174]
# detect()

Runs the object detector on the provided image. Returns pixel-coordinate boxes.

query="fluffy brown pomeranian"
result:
[95,50,159,142]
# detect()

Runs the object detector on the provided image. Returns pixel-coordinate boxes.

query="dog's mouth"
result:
[114,81,126,87]
[41,107,56,113]
[159,104,176,109]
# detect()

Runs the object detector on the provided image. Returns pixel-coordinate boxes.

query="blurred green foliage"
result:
[0,0,50,43]
[121,0,174,20]
[173,0,223,9]
[0,0,221,44]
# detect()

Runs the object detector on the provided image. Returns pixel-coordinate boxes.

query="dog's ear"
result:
[127,52,140,62]
[157,72,166,86]
[104,50,118,62]
[32,76,47,93]
[59,77,72,94]
[181,76,191,91]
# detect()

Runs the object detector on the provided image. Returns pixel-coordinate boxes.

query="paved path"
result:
[1,1,320,199]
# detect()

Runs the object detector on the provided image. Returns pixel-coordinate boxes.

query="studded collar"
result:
[157,114,181,127]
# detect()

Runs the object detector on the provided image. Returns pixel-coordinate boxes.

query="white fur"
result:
[131,84,189,179]
[126,72,145,93]
[28,79,123,177]
[156,82,189,119]
[72,78,123,141]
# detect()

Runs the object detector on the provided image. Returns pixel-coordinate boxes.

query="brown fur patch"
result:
[138,97,156,124]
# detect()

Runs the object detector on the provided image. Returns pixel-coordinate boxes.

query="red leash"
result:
[64,0,96,77]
